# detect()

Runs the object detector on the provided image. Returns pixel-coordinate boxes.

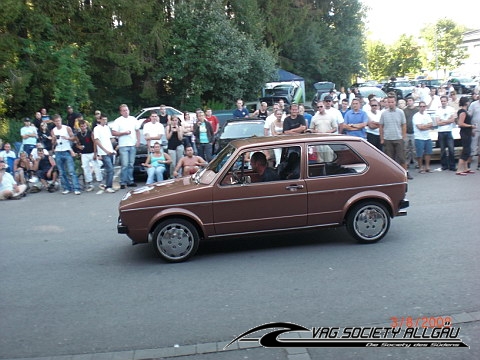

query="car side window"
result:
[220,146,301,185]
[308,144,367,177]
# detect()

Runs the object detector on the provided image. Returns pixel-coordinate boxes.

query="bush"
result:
[0,119,23,147]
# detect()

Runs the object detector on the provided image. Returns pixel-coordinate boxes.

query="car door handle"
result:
[285,184,304,191]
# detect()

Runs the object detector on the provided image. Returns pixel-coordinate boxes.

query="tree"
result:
[421,19,467,78]
[366,40,389,80]
[159,0,277,107]
[386,35,422,78]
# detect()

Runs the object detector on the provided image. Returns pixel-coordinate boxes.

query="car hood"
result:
[118,177,210,211]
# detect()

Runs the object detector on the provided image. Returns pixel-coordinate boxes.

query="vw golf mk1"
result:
[118,134,409,262]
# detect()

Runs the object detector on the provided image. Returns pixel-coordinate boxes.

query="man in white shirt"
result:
[323,95,344,134]
[143,113,166,150]
[94,115,116,193]
[366,99,383,150]
[20,117,38,155]
[413,102,434,173]
[435,96,457,171]
[0,143,17,173]
[0,165,27,200]
[309,101,337,134]
[110,104,140,188]
[51,115,81,194]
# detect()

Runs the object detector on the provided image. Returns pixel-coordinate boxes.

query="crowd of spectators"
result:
[2,87,479,200]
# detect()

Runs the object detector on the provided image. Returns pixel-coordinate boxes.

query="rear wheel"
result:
[152,219,200,262]
[346,202,390,243]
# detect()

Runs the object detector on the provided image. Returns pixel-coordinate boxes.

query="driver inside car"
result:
[250,152,279,182]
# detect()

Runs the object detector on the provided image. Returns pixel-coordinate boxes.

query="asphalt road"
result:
[0,165,479,360]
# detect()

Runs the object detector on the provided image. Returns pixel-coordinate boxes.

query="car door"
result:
[305,143,368,226]
[212,146,307,235]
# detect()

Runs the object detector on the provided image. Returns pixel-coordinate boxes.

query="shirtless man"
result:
[173,146,207,177]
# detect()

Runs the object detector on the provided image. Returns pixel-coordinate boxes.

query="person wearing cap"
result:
[20,117,38,156]
[323,95,344,134]
[0,164,27,200]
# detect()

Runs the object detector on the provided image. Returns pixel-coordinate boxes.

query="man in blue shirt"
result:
[343,98,368,138]
[233,99,250,118]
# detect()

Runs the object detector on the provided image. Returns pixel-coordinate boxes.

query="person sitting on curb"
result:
[173,146,207,178]
[0,163,27,200]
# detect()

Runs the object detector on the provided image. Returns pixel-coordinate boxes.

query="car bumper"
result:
[117,217,129,234]
[397,198,409,216]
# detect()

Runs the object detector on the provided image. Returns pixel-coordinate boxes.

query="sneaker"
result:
[62,190,70,195]
[120,185,126,189]
[99,184,106,190]
[106,188,116,193]
[127,183,137,187]
[74,191,81,195]
[86,184,94,192]
[96,189,104,195]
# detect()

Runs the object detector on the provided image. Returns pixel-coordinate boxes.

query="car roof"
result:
[229,133,365,148]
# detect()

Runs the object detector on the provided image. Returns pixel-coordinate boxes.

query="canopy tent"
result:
[276,69,304,82]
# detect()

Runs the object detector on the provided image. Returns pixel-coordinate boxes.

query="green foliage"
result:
[0,119,23,145]
[421,19,467,77]
[367,36,422,80]
[1,0,369,114]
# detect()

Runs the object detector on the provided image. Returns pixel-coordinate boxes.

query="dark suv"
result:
[311,81,335,107]
[446,77,477,94]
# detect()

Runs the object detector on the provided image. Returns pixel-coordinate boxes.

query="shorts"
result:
[415,139,433,158]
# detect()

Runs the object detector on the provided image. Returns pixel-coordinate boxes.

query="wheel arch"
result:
[343,192,394,223]
[148,209,206,242]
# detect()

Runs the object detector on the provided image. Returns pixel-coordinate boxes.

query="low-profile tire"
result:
[152,219,200,262]
[346,202,390,243]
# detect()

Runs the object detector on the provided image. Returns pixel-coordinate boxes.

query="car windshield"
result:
[456,78,473,83]
[196,144,237,184]
[220,122,264,139]
[395,81,411,87]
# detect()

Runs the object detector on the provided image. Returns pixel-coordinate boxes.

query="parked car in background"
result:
[134,106,188,123]
[109,105,190,177]
[445,77,477,94]
[213,118,265,154]
[117,134,409,262]
[382,80,414,99]
[357,87,387,101]
[417,79,442,91]
[426,110,462,160]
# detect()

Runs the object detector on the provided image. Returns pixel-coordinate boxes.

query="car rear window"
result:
[307,143,367,176]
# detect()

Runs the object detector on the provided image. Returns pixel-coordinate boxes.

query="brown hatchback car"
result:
[117,134,409,262]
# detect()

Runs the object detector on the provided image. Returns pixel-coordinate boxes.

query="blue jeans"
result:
[55,151,81,191]
[146,165,166,184]
[197,143,212,162]
[118,146,136,185]
[438,132,455,170]
[101,154,114,188]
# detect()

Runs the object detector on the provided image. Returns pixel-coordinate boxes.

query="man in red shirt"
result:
[205,108,219,134]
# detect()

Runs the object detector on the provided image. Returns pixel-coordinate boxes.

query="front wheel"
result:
[346,202,390,243]
[152,219,200,262]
